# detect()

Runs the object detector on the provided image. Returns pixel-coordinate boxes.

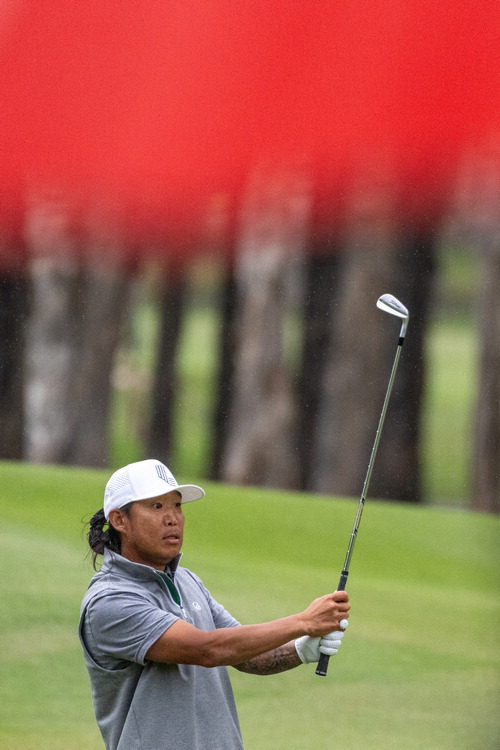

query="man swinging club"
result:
[80,459,350,750]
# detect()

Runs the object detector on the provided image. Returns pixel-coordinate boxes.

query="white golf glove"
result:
[295,627,346,664]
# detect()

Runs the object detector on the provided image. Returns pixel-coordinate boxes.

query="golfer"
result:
[80,459,350,750]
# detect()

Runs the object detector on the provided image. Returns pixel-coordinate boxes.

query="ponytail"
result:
[87,506,131,570]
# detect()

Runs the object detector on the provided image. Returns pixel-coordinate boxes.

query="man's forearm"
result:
[146,590,350,667]
[233,640,301,675]
[146,615,306,667]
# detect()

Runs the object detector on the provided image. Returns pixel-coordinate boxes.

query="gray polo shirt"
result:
[79,549,244,750]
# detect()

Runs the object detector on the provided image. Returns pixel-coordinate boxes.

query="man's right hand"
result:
[300,590,350,637]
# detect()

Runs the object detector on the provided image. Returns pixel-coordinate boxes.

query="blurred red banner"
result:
[0,0,498,245]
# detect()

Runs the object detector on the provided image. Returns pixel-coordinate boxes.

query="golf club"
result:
[316,293,409,677]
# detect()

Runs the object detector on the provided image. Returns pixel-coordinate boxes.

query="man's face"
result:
[110,491,185,570]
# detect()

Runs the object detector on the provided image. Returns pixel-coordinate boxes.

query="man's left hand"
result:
[295,629,346,664]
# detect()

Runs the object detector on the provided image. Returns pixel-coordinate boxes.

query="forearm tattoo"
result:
[233,641,302,676]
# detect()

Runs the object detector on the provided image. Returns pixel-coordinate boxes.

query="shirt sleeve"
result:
[83,590,178,668]
[184,570,241,629]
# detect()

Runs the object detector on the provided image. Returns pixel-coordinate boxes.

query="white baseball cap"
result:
[103,459,205,520]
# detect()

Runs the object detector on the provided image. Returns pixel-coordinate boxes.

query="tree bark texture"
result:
[0,268,29,459]
[472,249,500,512]
[297,251,342,490]
[147,270,187,463]
[369,232,435,503]
[307,244,400,496]
[220,164,311,488]
[24,194,129,466]
[306,174,432,501]
[210,264,238,480]
[447,146,500,512]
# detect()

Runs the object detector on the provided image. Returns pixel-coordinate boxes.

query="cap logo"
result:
[155,463,177,487]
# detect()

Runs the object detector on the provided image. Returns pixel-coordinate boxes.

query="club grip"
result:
[315,651,330,677]
[315,570,348,677]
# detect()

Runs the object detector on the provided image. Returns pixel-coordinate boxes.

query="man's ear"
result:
[108,508,127,533]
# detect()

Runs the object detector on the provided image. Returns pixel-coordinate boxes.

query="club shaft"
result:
[343,333,404,573]
[316,327,405,677]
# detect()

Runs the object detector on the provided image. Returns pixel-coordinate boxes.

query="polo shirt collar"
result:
[102,548,183,581]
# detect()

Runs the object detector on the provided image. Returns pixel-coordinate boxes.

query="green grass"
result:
[172,303,220,477]
[422,317,477,505]
[1,461,499,749]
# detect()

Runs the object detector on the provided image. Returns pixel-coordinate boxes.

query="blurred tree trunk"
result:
[0,242,29,459]
[64,211,130,467]
[307,245,400,496]
[473,249,500,512]
[368,232,435,503]
[219,163,311,488]
[297,251,341,490]
[446,147,500,512]
[24,194,81,464]
[464,151,500,513]
[210,261,237,480]
[306,175,432,502]
[147,268,187,463]
[24,193,129,467]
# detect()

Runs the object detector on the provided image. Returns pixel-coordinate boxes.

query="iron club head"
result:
[376,294,409,336]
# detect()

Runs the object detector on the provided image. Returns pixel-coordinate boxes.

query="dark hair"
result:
[87,504,133,570]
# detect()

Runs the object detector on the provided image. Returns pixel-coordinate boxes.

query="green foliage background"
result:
[1,461,498,749]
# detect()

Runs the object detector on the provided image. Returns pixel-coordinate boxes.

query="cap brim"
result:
[133,483,205,504]
[175,484,205,503]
